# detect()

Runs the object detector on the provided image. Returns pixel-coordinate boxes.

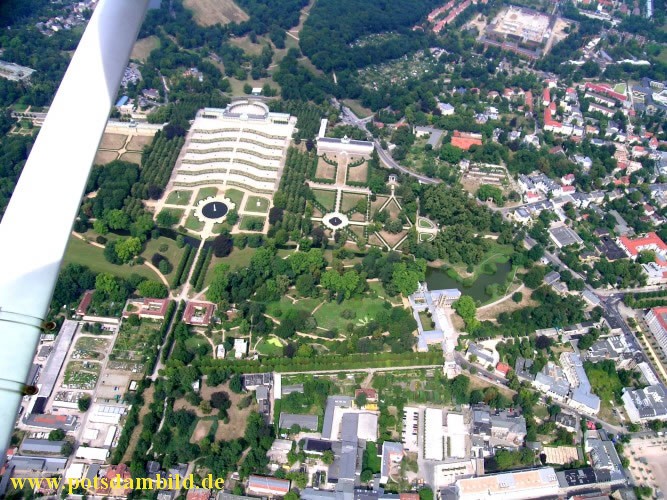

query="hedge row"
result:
[161,301,186,364]
[171,245,193,288]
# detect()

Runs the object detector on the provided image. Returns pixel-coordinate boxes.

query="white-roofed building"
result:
[455,467,559,500]
[445,412,468,459]
[424,408,444,460]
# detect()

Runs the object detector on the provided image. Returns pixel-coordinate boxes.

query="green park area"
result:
[223,188,245,207]
[314,296,389,331]
[185,212,205,231]
[165,190,192,205]
[62,237,160,281]
[143,236,188,277]
[244,196,270,213]
[312,189,337,211]
[195,187,218,203]
[256,337,284,356]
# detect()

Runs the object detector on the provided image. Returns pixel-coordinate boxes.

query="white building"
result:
[622,384,667,423]
[455,467,559,500]
[234,338,248,359]
[424,407,445,460]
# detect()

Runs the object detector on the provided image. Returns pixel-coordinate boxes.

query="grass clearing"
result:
[196,187,218,203]
[340,192,367,213]
[183,0,249,26]
[312,189,337,211]
[240,215,265,231]
[131,36,160,62]
[166,190,193,205]
[314,296,389,331]
[120,152,142,164]
[185,213,205,232]
[342,99,373,119]
[126,135,154,152]
[256,338,283,356]
[94,150,119,165]
[99,133,127,150]
[158,208,185,225]
[224,188,244,207]
[204,247,257,289]
[244,196,270,214]
[63,237,159,281]
[142,236,187,276]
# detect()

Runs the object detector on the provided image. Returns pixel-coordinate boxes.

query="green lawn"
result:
[342,99,373,119]
[418,218,435,229]
[266,296,321,319]
[240,215,265,231]
[184,336,210,351]
[196,187,218,203]
[158,208,185,225]
[185,213,205,231]
[449,241,514,278]
[367,281,402,305]
[212,222,233,234]
[142,236,187,276]
[314,296,389,331]
[256,338,283,356]
[166,190,193,205]
[204,247,257,287]
[312,189,337,211]
[223,188,245,207]
[244,196,270,214]
[62,237,159,281]
[340,192,366,213]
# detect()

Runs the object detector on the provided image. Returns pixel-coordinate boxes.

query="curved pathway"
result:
[70,231,169,286]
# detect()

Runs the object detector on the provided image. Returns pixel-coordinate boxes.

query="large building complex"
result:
[481,7,558,59]
[172,100,296,195]
[622,384,667,423]
[645,306,667,357]
[454,467,559,500]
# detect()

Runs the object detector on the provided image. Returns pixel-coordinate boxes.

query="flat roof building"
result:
[456,467,559,500]
[247,475,290,497]
[622,384,667,423]
[424,408,444,461]
[279,413,318,431]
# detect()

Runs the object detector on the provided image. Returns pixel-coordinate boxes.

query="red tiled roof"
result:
[495,362,511,375]
[123,298,170,319]
[585,82,627,101]
[76,290,94,316]
[187,489,212,500]
[355,388,378,401]
[619,232,667,257]
[183,301,215,326]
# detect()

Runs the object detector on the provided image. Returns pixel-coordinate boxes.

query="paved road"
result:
[337,103,441,185]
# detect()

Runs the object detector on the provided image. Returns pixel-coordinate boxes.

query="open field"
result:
[142,236,188,277]
[190,419,214,444]
[340,192,366,213]
[256,337,283,356]
[196,187,218,203]
[229,34,266,56]
[73,337,110,360]
[347,162,368,183]
[478,287,537,322]
[312,189,337,211]
[627,437,667,496]
[99,133,127,150]
[126,135,154,152]
[94,150,119,165]
[183,0,249,26]
[166,190,193,206]
[120,152,142,164]
[342,99,373,119]
[314,296,389,331]
[174,381,256,439]
[244,196,270,213]
[130,36,160,62]
[315,158,337,180]
[63,237,159,281]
